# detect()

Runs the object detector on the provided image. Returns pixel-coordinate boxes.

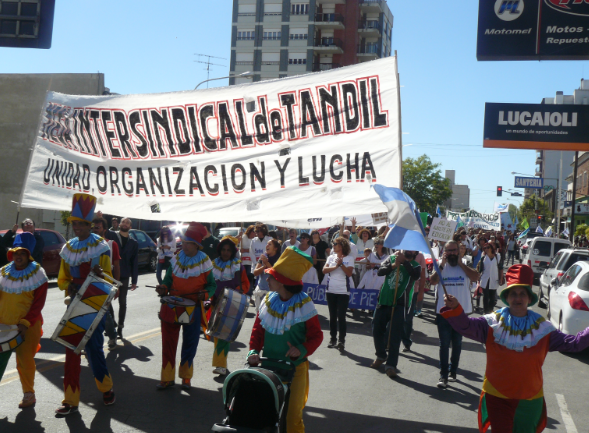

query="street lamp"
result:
[195,71,254,90]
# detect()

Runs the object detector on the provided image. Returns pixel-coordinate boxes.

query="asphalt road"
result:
[0,271,587,433]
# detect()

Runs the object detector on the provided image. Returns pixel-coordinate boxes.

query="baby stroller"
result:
[212,358,295,433]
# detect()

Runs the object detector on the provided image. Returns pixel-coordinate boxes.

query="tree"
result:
[60,211,71,240]
[517,194,552,230]
[402,155,452,214]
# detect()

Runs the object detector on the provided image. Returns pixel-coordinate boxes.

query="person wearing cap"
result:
[55,193,115,416]
[154,222,217,390]
[0,232,48,408]
[209,236,250,376]
[1,218,45,268]
[442,264,589,432]
[247,246,324,433]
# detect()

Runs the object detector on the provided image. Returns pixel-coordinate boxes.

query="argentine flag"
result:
[536,225,544,234]
[517,228,529,240]
[436,205,442,218]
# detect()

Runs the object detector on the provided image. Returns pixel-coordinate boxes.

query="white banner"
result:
[446,210,501,231]
[494,202,508,213]
[20,58,401,222]
[266,214,387,230]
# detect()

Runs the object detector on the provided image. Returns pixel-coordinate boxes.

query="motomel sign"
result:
[478,0,589,60]
[483,102,589,150]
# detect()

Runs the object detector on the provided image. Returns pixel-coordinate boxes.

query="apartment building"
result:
[229,0,394,84]
[443,170,470,212]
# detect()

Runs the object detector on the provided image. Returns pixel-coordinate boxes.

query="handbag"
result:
[162,256,172,270]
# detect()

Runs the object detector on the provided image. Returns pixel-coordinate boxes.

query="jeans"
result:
[326,293,348,342]
[483,280,497,314]
[118,277,130,330]
[156,261,168,284]
[436,314,462,379]
[372,304,405,369]
[104,304,118,340]
[402,293,417,348]
[507,250,516,266]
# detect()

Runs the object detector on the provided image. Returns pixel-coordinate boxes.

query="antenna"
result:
[195,53,227,88]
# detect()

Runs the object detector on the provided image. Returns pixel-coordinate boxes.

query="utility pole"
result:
[194,53,227,89]
[557,151,562,235]
[571,151,579,242]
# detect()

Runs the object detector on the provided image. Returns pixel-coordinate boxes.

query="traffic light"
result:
[497,186,503,197]
[538,215,542,223]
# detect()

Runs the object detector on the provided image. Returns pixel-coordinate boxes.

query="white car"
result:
[548,261,589,335]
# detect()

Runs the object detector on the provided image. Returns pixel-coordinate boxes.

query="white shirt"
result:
[480,254,501,291]
[157,238,177,260]
[281,239,300,253]
[250,236,273,263]
[241,234,253,266]
[325,255,354,294]
[435,264,472,314]
[355,238,374,261]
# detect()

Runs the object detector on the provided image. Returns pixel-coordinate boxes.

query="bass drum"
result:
[0,324,23,353]
[207,288,250,343]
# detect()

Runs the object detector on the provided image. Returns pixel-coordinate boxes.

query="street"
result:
[1,271,587,433]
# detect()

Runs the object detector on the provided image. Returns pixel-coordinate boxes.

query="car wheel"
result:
[149,254,157,273]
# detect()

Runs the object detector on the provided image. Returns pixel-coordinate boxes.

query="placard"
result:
[428,217,458,242]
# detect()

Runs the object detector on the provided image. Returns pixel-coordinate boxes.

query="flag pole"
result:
[414,208,448,297]
[386,264,401,350]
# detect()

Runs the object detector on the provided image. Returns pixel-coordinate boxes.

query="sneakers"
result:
[18,392,36,408]
[402,345,411,353]
[103,389,116,406]
[370,359,384,369]
[108,339,117,350]
[385,368,398,378]
[415,310,423,318]
[55,403,78,416]
[448,372,457,382]
[156,381,175,390]
[212,367,228,376]
[181,379,191,390]
[437,377,448,389]
[327,338,337,348]
[337,341,345,351]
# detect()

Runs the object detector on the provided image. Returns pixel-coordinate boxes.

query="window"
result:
[236,53,254,65]
[291,3,309,15]
[564,253,589,270]
[289,28,308,40]
[261,52,280,65]
[263,29,281,40]
[562,264,582,287]
[0,0,40,37]
[237,30,255,40]
[577,272,589,291]
[134,231,148,245]
[238,4,256,15]
[264,3,282,15]
[548,251,563,269]
[554,242,570,256]
[533,240,551,257]
[288,54,307,65]
[39,231,59,247]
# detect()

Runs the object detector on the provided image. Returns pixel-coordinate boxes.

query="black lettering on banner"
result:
[218,102,239,150]
[341,83,360,132]
[89,110,108,157]
[43,158,54,184]
[82,165,91,191]
[318,85,342,134]
[330,154,343,182]
[148,167,165,195]
[72,111,89,154]
[189,166,205,196]
[204,165,219,196]
[141,110,159,157]
[170,107,192,155]
[96,166,108,194]
[361,152,377,181]
[109,167,121,195]
[280,93,298,140]
[199,104,218,151]
[186,105,204,154]
[114,111,138,159]
[299,90,322,138]
[136,168,149,195]
[358,80,371,129]
[274,158,290,188]
[164,167,173,195]
[78,110,99,156]
[66,163,74,188]
[73,164,81,191]
[370,78,388,127]
[347,153,359,182]
[250,162,266,191]
[122,168,133,196]
[172,167,185,196]
[60,160,67,187]
[52,160,61,186]
[298,156,310,186]
[220,164,229,194]
[150,109,176,157]
[231,164,247,192]
[312,155,326,185]
[269,111,284,141]
[234,101,254,147]
[254,97,270,144]
[129,111,149,158]
[101,111,123,158]
[62,118,75,152]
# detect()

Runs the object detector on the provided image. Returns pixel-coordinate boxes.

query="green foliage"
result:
[402,155,453,214]
[517,194,552,230]
[60,211,71,239]
[576,223,588,237]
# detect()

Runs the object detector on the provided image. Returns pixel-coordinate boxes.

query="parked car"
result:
[0,228,66,277]
[548,261,589,335]
[518,239,534,262]
[538,248,589,308]
[214,226,242,240]
[128,229,158,272]
[521,237,570,279]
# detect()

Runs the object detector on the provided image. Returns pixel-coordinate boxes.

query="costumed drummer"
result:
[55,193,116,416]
[442,264,589,433]
[247,246,324,433]
[210,236,250,376]
[0,232,48,408]
[155,222,216,390]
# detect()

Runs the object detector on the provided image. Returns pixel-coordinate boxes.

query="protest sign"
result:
[428,217,458,242]
[304,284,379,310]
[446,210,501,231]
[20,57,401,223]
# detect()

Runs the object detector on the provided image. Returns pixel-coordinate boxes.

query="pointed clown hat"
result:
[265,246,313,285]
[182,222,207,248]
[67,193,97,224]
[499,264,538,307]
[8,232,36,262]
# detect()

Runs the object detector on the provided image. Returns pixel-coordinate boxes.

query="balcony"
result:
[358,20,380,37]
[314,37,344,54]
[314,13,345,30]
[313,62,342,72]
[359,0,385,12]
[357,42,380,60]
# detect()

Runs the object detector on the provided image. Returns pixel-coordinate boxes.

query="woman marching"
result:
[156,226,177,284]
[252,239,281,312]
[210,236,250,376]
[477,243,503,314]
[442,264,589,432]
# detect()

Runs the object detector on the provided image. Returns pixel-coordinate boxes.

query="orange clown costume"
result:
[0,232,48,408]
[57,194,114,412]
[157,223,217,389]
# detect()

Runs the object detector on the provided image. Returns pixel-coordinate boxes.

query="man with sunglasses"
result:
[1,218,45,268]
[430,240,480,388]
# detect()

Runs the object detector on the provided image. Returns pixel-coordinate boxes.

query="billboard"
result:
[0,0,55,49]
[483,102,589,150]
[477,0,589,60]
[514,176,543,189]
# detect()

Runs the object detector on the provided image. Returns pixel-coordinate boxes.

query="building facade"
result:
[444,170,470,212]
[229,0,394,84]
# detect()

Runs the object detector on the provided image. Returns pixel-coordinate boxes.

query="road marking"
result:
[555,394,578,433]
[0,326,161,386]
